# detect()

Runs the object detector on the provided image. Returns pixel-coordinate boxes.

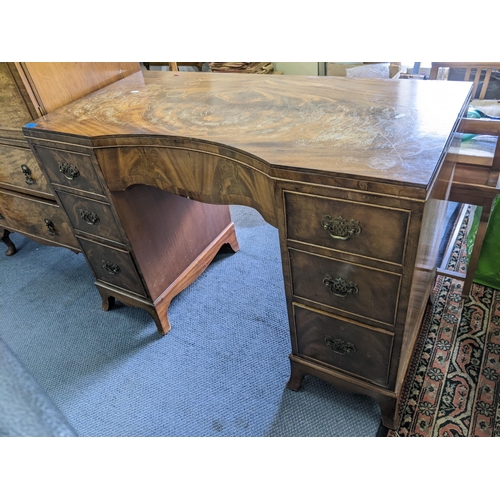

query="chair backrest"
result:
[430,62,500,100]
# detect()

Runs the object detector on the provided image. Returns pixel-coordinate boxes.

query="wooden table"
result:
[22,71,472,429]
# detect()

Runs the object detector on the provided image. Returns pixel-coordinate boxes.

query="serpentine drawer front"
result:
[34,146,105,196]
[294,304,393,387]
[0,144,52,196]
[285,191,410,265]
[56,190,124,243]
[0,188,78,248]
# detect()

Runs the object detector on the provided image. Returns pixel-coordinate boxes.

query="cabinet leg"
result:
[97,287,116,311]
[1,229,17,256]
[373,393,400,431]
[286,356,306,391]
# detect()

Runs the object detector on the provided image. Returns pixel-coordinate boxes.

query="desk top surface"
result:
[26,71,472,187]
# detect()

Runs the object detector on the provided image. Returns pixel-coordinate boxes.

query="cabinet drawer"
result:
[34,146,104,195]
[290,248,401,326]
[0,189,77,248]
[57,191,123,243]
[294,304,393,387]
[285,191,410,264]
[0,144,52,195]
[77,237,147,297]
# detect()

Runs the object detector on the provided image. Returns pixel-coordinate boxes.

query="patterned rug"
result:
[389,208,500,436]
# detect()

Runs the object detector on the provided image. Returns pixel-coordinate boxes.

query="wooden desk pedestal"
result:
[23,71,472,429]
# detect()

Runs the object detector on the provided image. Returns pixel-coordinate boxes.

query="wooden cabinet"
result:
[0,62,140,255]
[27,137,238,334]
[22,71,472,429]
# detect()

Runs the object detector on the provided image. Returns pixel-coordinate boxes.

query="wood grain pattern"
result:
[22,72,472,429]
[34,146,105,196]
[25,71,472,188]
[0,143,52,196]
[57,191,124,243]
[289,248,401,327]
[0,188,78,250]
[294,303,394,387]
[77,236,147,297]
[0,63,36,132]
[15,62,141,115]
[0,62,142,257]
[284,190,410,265]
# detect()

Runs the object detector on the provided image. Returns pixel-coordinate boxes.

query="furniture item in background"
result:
[1,63,238,333]
[209,62,275,73]
[431,63,500,298]
[0,62,139,256]
[326,62,401,79]
[143,62,204,71]
[23,72,471,429]
[430,62,500,100]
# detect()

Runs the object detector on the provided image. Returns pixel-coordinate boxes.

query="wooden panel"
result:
[294,304,393,387]
[0,144,52,195]
[34,146,104,195]
[0,63,35,132]
[0,188,77,248]
[77,236,147,297]
[17,62,141,115]
[23,72,472,190]
[285,191,410,264]
[95,143,278,227]
[289,248,401,326]
[110,185,232,301]
[56,191,123,243]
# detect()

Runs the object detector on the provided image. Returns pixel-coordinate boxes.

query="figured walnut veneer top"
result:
[26,71,472,187]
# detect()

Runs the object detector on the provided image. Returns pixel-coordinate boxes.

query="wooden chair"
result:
[143,62,203,72]
[430,62,500,99]
[431,63,500,298]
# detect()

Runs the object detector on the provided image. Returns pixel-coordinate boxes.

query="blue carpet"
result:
[0,205,382,436]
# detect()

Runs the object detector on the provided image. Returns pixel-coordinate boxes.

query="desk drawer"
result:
[0,189,77,248]
[0,144,52,195]
[285,191,410,264]
[57,191,123,243]
[294,304,393,387]
[290,248,401,326]
[77,237,147,297]
[34,146,104,195]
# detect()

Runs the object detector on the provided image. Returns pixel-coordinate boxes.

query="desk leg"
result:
[1,229,17,256]
[286,355,306,390]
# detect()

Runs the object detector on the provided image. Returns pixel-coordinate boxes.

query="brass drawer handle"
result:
[102,260,120,275]
[322,215,361,240]
[21,164,35,185]
[79,209,100,225]
[323,275,358,298]
[324,336,356,355]
[58,161,80,180]
[44,218,56,235]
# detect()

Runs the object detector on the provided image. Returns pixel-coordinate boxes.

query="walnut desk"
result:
[23,71,472,429]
